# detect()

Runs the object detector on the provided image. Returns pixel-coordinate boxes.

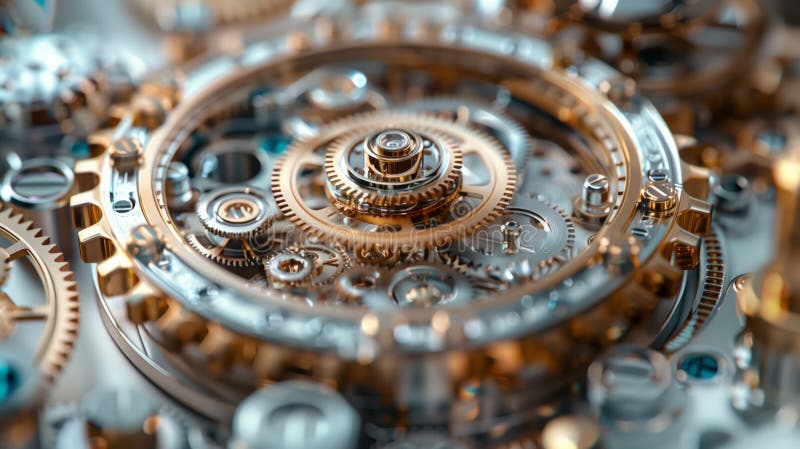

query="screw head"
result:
[640,180,678,213]
[110,138,143,172]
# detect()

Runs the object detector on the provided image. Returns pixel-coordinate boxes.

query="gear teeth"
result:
[273,110,516,250]
[0,207,80,389]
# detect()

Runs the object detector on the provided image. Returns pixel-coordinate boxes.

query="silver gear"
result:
[196,186,279,239]
[445,193,576,286]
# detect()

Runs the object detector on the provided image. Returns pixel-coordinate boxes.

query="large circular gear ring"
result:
[274,111,516,250]
[0,207,79,412]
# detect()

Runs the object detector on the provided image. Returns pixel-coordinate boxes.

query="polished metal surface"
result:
[0,0,797,448]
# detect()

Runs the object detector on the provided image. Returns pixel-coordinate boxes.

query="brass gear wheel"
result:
[264,243,351,289]
[324,113,463,217]
[182,212,275,268]
[0,207,79,388]
[273,111,516,250]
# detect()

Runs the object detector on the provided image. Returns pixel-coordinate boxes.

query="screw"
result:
[582,173,610,207]
[110,138,143,172]
[640,180,677,213]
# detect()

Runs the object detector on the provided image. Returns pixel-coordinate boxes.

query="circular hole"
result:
[352,274,376,289]
[719,174,748,194]
[10,162,72,201]
[678,352,721,382]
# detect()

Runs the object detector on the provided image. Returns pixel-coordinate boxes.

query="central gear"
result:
[274,111,516,249]
[325,124,463,219]
[446,194,576,285]
[264,244,351,288]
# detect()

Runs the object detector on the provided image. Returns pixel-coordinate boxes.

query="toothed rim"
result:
[195,187,278,239]
[273,111,517,250]
[446,198,577,282]
[264,243,352,288]
[0,207,80,394]
[324,114,463,210]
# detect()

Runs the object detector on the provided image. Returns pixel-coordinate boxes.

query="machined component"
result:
[0,34,109,153]
[275,111,515,249]
[52,389,186,449]
[324,114,464,218]
[0,157,76,255]
[387,265,473,308]
[182,212,276,267]
[736,144,800,411]
[164,162,195,210]
[230,381,360,449]
[196,187,278,239]
[447,194,576,286]
[0,206,79,417]
[265,244,351,288]
[573,173,613,228]
[588,345,686,447]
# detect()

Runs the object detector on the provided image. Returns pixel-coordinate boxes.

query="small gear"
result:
[445,194,576,286]
[333,264,477,308]
[0,206,79,412]
[182,212,276,268]
[196,186,278,239]
[274,111,516,250]
[265,244,351,288]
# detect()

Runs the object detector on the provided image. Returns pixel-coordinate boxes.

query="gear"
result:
[274,111,516,250]
[0,207,79,396]
[182,212,276,268]
[196,187,278,239]
[324,113,464,217]
[265,244,351,288]
[333,264,476,308]
[445,193,576,286]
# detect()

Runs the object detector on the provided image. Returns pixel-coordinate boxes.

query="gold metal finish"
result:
[0,207,80,385]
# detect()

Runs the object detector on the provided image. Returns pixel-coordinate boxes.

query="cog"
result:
[445,193,576,286]
[196,187,279,239]
[0,206,80,406]
[182,212,276,268]
[333,264,477,308]
[324,115,463,217]
[273,111,516,250]
[265,244,351,288]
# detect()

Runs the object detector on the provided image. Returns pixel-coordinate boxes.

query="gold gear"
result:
[323,113,463,217]
[181,212,273,268]
[0,207,79,385]
[273,111,516,250]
